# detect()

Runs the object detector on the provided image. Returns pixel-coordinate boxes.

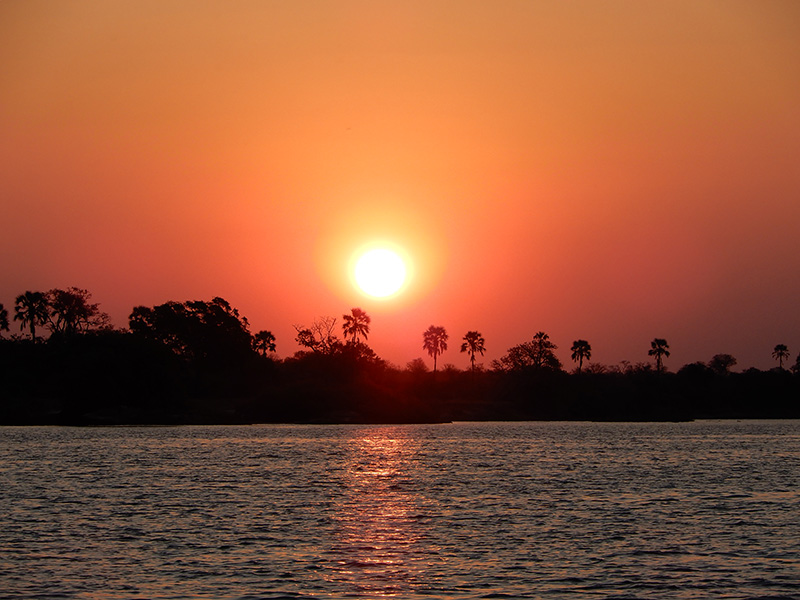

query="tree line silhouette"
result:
[1,288,798,425]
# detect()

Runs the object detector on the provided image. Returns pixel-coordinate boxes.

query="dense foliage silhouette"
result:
[1,288,798,425]
[0,304,8,334]
[492,331,562,372]
[708,353,737,375]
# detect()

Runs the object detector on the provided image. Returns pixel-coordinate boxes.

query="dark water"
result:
[1,421,798,600]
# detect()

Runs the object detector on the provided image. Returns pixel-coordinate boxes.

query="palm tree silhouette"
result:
[342,307,370,344]
[772,344,790,369]
[570,339,592,373]
[14,291,50,342]
[460,331,486,372]
[531,331,559,369]
[423,325,448,373]
[648,338,670,373]
[252,330,277,356]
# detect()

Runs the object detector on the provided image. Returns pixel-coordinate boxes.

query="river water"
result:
[1,421,798,600]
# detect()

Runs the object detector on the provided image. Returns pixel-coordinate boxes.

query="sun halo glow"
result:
[353,247,407,298]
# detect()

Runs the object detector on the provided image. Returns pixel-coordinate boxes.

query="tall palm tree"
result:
[570,339,592,373]
[648,338,670,373]
[423,325,448,373]
[460,331,486,372]
[772,344,790,369]
[0,303,9,336]
[14,291,50,342]
[342,307,370,344]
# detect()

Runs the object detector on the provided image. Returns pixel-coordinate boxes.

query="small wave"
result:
[235,595,321,600]
[629,548,690,556]
[746,578,800,589]
[545,576,586,584]
[11,595,78,600]
[739,596,800,600]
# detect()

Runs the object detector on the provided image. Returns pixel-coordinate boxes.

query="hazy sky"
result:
[2,1,799,370]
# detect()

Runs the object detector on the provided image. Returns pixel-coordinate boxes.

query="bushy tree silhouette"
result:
[46,287,110,335]
[293,316,340,355]
[708,353,737,375]
[460,331,486,372]
[129,297,253,367]
[570,339,591,373]
[531,331,560,369]
[492,331,561,372]
[649,338,670,373]
[423,325,448,372]
[406,357,429,374]
[294,327,317,352]
[0,303,9,336]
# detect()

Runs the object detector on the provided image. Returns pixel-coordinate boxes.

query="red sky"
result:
[2,1,799,371]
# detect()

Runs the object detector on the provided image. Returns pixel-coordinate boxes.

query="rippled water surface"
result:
[1,421,799,600]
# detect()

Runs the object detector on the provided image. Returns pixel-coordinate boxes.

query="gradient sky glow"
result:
[2,1,799,370]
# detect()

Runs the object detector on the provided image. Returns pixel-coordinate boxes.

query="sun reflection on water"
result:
[326,427,434,597]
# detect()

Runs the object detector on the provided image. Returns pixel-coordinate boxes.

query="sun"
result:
[354,248,407,298]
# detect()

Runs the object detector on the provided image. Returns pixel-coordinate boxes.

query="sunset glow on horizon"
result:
[2,1,799,370]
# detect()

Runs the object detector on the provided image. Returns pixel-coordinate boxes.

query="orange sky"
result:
[2,1,799,370]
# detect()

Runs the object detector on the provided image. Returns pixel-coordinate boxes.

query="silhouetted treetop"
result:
[492,331,561,372]
[773,344,790,369]
[461,331,486,373]
[406,357,429,374]
[570,339,591,373]
[294,316,340,355]
[708,353,737,375]
[11,288,110,342]
[649,338,670,373]
[46,287,110,335]
[339,339,383,366]
[0,304,8,335]
[129,297,253,366]
[342,308,370,344]
[423,325,448,372]
[252,330,277,356]
[14,291,49,342]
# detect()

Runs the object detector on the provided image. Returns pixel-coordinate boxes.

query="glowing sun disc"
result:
[354,248,407,297]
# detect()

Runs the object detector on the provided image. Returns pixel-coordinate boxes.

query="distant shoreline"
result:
[3,297,798,426]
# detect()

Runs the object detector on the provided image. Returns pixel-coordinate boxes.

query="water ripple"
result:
[1,421,799,599]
